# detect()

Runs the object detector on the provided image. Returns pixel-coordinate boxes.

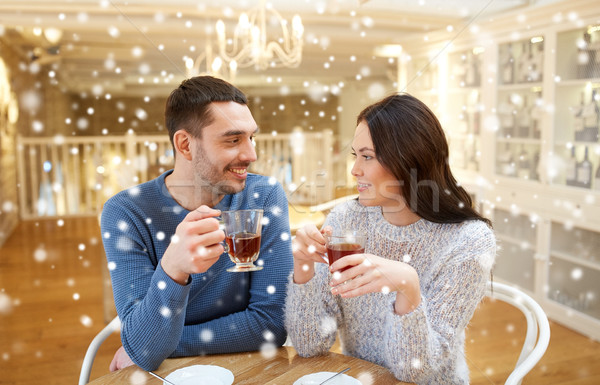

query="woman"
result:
[284,93,496,384]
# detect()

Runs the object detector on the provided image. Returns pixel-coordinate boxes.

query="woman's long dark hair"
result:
[357,93,491,227]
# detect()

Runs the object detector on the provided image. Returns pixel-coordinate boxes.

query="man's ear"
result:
[173,130,193,161]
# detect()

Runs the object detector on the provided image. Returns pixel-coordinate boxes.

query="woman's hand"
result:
[292,224,330,284]
[329,253,421,315]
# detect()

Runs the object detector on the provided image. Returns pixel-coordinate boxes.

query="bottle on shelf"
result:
[525,41,541,82]
[465,51,480,87]
[566,146,578,187]
[533,40,544,82]
[516,95,532,138]
[467,139,479,172]
[594,162,600,191]
[576,146,592,189]
[517,146,531,180]
[501,43,514,85]
[531,91,543,139]
[580,89,599,142]
[577,31,593,79]
[572,92,585,141]
[466,92,481,135]
[498,94,515,137]
[530,151,540,181]
[517,41,529,83]
[498,143,516,177]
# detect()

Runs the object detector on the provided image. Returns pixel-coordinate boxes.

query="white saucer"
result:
[293,371,361,385]
[164,365,234,385]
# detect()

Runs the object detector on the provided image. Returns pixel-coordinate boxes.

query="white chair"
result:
[78,316,121,385]
[486,281,550,385]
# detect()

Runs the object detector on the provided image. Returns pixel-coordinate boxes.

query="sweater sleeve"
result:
[101,194,191,371]
[284,211,343,356]
[381,223,496,383]
[170,184,293,358]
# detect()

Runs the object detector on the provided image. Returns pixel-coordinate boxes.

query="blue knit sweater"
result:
[101,171,293,370]
[285,200,496,384]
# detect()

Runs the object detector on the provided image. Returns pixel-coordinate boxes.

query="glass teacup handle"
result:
[217,217,229,254]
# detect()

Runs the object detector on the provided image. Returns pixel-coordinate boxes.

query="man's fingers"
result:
[187,205,221,221]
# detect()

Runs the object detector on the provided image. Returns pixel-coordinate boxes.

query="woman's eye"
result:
[350,152,357,157]
[363,155,372,160]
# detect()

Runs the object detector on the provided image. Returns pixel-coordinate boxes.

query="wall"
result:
[0,40,24,246]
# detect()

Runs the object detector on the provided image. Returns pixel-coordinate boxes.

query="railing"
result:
[16,129,334,219]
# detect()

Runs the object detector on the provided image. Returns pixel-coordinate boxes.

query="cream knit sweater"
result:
[285,200,496,384]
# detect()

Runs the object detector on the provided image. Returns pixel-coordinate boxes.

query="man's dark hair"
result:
[165,76,248,146]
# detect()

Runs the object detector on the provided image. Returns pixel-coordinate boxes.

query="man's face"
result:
[191,101,258,197]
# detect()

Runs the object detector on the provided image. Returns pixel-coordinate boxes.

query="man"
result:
[100,76,293,371]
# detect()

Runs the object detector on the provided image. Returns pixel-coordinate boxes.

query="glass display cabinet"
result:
[496,38,545,181]
[553,25,600,190]
[549,221,600,319]
[492,208,537,293]
[446,49,483,172]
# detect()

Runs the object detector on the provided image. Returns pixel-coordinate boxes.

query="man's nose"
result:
[240,137,257,163]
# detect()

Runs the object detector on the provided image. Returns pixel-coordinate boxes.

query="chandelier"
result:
[184,39,237,81]
[215,0,304,70]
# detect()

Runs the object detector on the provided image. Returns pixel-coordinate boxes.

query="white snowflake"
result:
[266,285,276,295]
[34,247,47,263]
[116,236,134,251]
[200,329,213,342]
[0,292,13,315]
[260,342,277,359]
[319,316,337,336]
[80,315,93,327]
[117,221,128,231]
[160,306,172,318]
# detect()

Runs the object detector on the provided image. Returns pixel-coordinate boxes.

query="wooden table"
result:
[88,346,409,384]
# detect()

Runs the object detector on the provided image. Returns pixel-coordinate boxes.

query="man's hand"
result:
[109,346,134,371]
[161,205,225,285]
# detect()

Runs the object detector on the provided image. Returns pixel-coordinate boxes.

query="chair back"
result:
[78,316,121,385]
[486,281,550,385]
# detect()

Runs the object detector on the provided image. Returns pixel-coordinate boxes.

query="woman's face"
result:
[351,121,403,209]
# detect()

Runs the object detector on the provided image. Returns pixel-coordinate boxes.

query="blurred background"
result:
[1,0,600,383]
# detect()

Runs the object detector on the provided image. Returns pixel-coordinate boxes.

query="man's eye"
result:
[350,152,357,157]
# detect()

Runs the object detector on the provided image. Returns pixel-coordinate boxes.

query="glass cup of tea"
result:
[325,230,367,272]
[220,209,264,272]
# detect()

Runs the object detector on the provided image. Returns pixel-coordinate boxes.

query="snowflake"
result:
[0,292,13,315]
[319,316,337,336]
[117,221,128,232]
[260,342,277,359]
[200,329,214,342]
[266,285,276,294]
[160,306,172,318]
[116,236,134,251]
[157,281,167,290]
[80,315,93,327]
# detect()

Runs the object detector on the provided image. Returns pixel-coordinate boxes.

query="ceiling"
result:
[0,0,561,98]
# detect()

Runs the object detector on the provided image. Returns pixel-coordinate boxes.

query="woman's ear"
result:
[173,130,193,161]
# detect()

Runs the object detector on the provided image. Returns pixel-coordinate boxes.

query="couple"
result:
[101,76,495,384]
